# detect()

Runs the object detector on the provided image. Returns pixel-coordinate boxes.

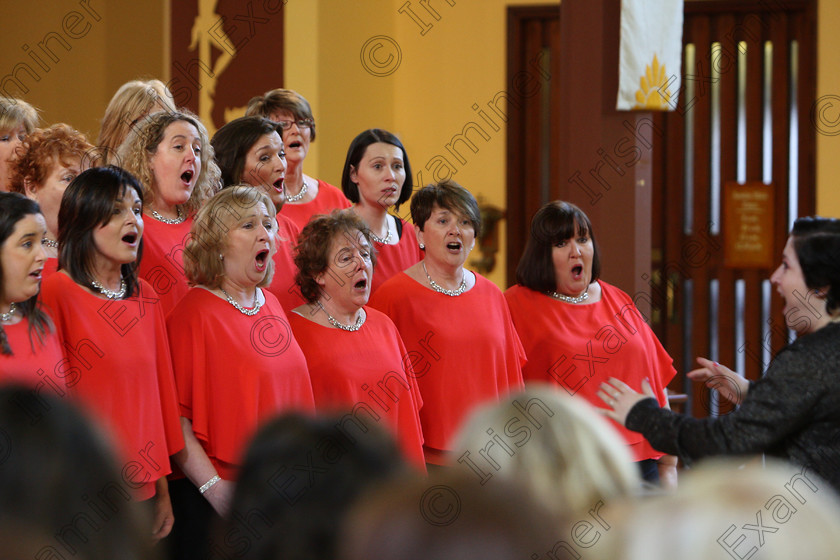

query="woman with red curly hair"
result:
[11,123,95,279]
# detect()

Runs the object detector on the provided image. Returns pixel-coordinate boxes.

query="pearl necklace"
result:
[549,290,589,304]
[43,237,58,249]
[0,302,16,322]
[91,277,127,299]
[220,287,262,316]
[285,178,309,203]
[370,223,392,245]
[423,262,467,297]
[150,207,186,225]
[317,301,364,331]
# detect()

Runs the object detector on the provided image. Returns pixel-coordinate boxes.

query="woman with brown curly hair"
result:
[11,123,95,278]
[290,209,425,468]
[117,110,221,313]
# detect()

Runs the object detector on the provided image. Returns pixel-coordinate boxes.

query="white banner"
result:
[617,0,684,111]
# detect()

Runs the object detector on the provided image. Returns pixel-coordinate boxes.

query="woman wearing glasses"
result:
[246,88,350,230]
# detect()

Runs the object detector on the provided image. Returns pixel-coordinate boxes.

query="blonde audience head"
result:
[599,458,840,560]
[454,385,641,517]
[98,79,176,159]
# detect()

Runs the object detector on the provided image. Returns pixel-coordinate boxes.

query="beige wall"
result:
[285,0,555,287]
[0,0,167,141]
[816,0,840,217]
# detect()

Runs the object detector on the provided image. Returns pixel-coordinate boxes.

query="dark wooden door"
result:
[505,5,560,286]
[650,0,817,416]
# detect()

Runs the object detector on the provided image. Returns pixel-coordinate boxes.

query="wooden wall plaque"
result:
[723,181,775,269]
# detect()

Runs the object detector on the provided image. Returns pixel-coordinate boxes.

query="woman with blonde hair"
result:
[117,109,220,313]
[246,88,350,229]
[0,97,40,192]
[98,79,176,161]
[166,186,314,559]
[454,386,640,517]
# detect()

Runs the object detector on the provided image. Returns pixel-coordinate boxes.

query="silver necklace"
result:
[150,206,186,224]
[549,290,589,304]
[43,237,58,249]
[220,287,262,316]
[91,277,127,299]
[317,301,364,331]
[0,302,16,322]
[285,178,308,203]
[423,262,467,297]
[370,222,392,245]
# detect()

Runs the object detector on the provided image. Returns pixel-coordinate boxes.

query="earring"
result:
[419,243,425,250]
[219,253,224,261]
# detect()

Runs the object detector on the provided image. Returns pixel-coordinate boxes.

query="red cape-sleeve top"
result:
[40,272,184,500]
[167,288,315,480]
[42,257,59,281]
[369,272,525,464]
[138,216,193,315]
[289,306,425,468]
[504,282,677,461]
[266,214,306,313]
[279,180,351,230]
[370,219,423,295]
[0,316,66,392]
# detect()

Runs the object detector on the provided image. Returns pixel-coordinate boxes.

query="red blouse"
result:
[369,272,525,464]
[371,219,423,295]
[266,214,306,313]
[504,282,676,461]
[289,306,425,468]
[42,257,59,281]
[280,180,351,230]
[167,288,315,480]
[0,315,67,394]
[138,215,193,315]
[40,272,184,500]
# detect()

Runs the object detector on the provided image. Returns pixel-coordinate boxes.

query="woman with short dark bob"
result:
[369,180,524,466]
[246,88,350,229]
[0,192,64,382]
[601,216,840,493]
[289,209,425,468]
[166,186,315,558]
[39,165,183,540]
[212,116,303,311]
[118,109,221,314]
[341,129,423,293]
[505,201,677,485]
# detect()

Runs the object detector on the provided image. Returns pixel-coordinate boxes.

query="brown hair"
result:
[515,200,601,293]
[294,209,377,303]
[410,179,481,236]
[245,88,317,141]
[97,79,176,159]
